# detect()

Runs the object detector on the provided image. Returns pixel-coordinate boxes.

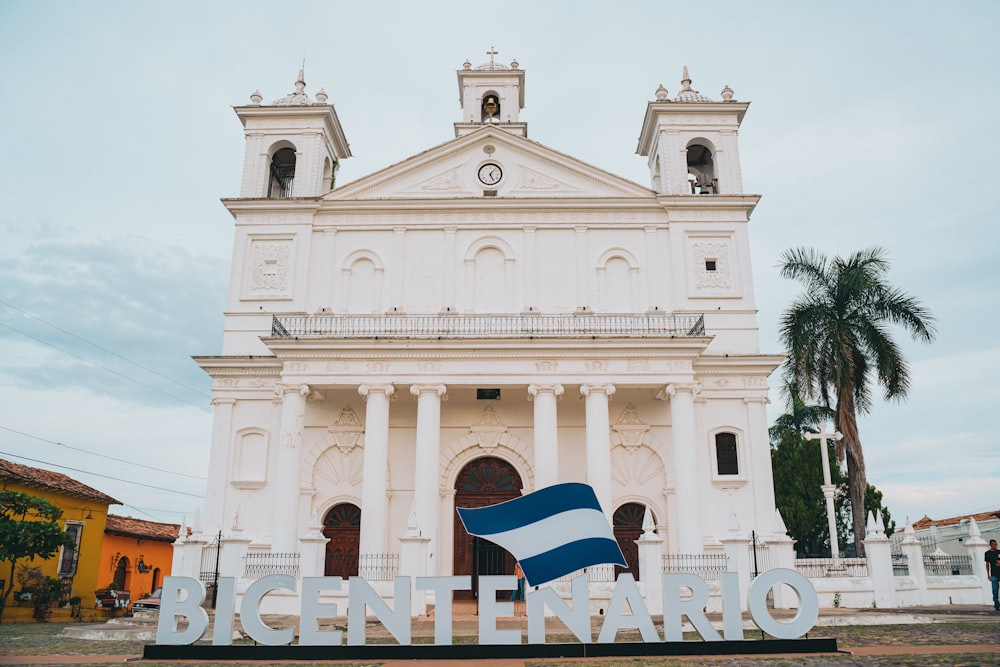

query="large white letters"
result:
[155,570,819,647]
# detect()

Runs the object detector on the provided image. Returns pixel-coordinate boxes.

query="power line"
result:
[0,321,206,409]
[0,450,206,499]
[0,299,211,398]
[0,425,206,480]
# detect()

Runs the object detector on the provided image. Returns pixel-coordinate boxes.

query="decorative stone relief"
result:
[742,376,767,387]
[516,166,561,190]
[326,361,349,372]
[626,358,650,371]
[535,360,558,372]
[312,447,363,490]
[250,241,291,292]
[610,445,663,487]
[366,361,391,373]
[286,362,308,373]
[326,405,365,454]
[611,404,650,449]
[417,361,442,373]
[586,360,607,372]
[419,166,464,191]
[691,240,733,290]
[469,406,507,449]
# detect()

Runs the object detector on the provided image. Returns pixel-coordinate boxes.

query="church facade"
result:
[175,54,784,609]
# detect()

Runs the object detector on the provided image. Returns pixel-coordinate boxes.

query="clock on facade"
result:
[477,163,503,186]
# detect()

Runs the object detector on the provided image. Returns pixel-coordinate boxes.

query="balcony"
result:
[271,312,706,340]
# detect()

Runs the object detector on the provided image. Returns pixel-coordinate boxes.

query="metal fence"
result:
[271,312,707,340]
[793,558,869,578]
[748,532,770,580]
[892,557,910,576]
[661,553,729,581]
[924,554,973,576]
[243,552,301,579]
[359,554,399,581]
[889,533,938,556]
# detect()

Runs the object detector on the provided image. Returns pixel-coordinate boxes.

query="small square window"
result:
[705,259,717,272]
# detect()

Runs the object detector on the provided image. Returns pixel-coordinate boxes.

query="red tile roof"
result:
[105,514,180,542]
[913,509,1000,530]
[0,458,120,505]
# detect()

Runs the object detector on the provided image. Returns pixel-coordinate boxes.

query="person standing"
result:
[986,539,1000,611]
[511,561,526,602]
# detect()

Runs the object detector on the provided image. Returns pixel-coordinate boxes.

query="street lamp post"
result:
[805,423,844,571]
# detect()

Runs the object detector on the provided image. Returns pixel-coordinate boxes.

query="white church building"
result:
[174,53,789,612]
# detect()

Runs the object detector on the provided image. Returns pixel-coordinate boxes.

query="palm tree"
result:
[768,380,836,445]
[778,247,935,556]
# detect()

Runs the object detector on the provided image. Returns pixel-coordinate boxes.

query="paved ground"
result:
[1,604,998,666]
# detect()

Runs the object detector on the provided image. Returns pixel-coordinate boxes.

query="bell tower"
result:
[234,69,352,198]
[454,48,527,138]
[636,67,748,195]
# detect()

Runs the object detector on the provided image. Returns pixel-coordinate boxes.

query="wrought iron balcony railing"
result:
[271,312,705,340]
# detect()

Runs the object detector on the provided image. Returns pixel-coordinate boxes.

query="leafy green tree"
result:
[779,247,935,555]
[838,483,897,556]
[0,490,75,623]
[769,381,843,556]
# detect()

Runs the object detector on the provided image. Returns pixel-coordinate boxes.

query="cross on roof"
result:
[487,47,498,67]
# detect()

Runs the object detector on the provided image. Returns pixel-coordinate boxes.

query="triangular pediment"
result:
[326,126,652,200]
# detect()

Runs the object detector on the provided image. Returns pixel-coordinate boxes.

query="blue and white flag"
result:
[456,482,626,586]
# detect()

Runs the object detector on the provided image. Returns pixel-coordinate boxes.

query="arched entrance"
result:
[453,456,522,599]
[113,556,129,591]
[323,503,361,578]
[613,503,655,580]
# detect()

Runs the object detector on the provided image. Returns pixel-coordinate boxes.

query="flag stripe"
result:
[519,537,627,587]
[457,482,602,535]
[470,507,614,561]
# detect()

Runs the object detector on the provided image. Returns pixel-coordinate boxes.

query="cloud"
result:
[0,226,225,408]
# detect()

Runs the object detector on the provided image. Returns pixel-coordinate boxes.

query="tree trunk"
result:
[837,390,867,558]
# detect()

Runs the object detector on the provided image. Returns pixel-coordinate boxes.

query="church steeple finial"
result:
[486,46,499,69]
[681,66,693,91]
[295,61,306,95]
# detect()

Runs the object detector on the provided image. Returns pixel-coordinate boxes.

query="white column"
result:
[358,384,394,556]
[574,226,588,306]
[962,517,990,605]
[391,226,406,309]
[667,383,702,553]
[410,384,446,570]
[444,227,457,308]
[271,384,309,552]
[523,226,537,307]
[899,522,927,606]
[527,384,563,490]
[643,226,659,308]
[863,512,897,609]
[204,397,235,533]
[580,384,615,521]
[320,229,337,311]
[744,396,777,533]
[637,508,664,615]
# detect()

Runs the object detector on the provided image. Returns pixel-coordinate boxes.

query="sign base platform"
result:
[144,637,838,661]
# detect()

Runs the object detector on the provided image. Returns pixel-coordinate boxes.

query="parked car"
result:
[132,587,162,612]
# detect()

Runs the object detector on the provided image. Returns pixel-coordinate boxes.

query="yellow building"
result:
[0,458,119,606]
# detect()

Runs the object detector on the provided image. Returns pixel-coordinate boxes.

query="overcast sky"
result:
[0,1,996,533]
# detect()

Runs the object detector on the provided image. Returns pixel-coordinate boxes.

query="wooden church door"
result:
[453,456,522,599]
[323,503,361,578]
[613,503,653,581]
